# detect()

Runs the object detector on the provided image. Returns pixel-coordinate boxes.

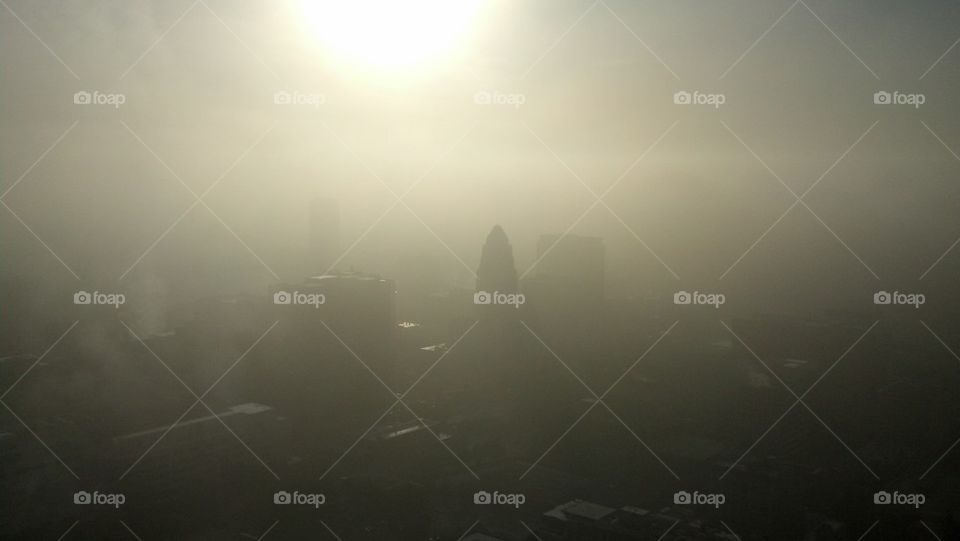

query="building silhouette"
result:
[476,225,519,295]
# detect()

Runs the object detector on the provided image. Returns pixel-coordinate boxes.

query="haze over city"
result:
[2,1,960,539]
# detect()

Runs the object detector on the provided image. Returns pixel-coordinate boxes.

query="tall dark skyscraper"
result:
[476,225,518,295]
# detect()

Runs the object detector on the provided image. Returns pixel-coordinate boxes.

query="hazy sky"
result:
[3,0,960,316]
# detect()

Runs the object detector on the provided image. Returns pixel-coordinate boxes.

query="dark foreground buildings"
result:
[3,224,960,540]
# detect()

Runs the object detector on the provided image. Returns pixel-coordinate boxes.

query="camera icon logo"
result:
[74,291,92,304]
[74,490,91,504]
[873,91,891,105]
[473,91,492,105]
[474,490,492,505]
[274,490,292,504]
[673,490,692,504]
[873,291,892,305]
[73,91,92,105]
[274,291,292,305]
[474,291,492,305]
[673,291,692,305]
[874,491,891,504]
[673,91,692,105]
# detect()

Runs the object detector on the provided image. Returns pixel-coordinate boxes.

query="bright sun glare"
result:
[301,0,484,72]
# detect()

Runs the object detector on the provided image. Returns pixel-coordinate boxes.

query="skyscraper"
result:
[474,224,525,330]
[476,225,518,295]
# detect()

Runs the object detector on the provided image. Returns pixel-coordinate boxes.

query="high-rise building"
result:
[476,225,518,294]
[263,272,398,415]
[308,197,340,274]
[475,225,522,321]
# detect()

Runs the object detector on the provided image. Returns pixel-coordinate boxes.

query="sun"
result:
[301,0,485,73]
